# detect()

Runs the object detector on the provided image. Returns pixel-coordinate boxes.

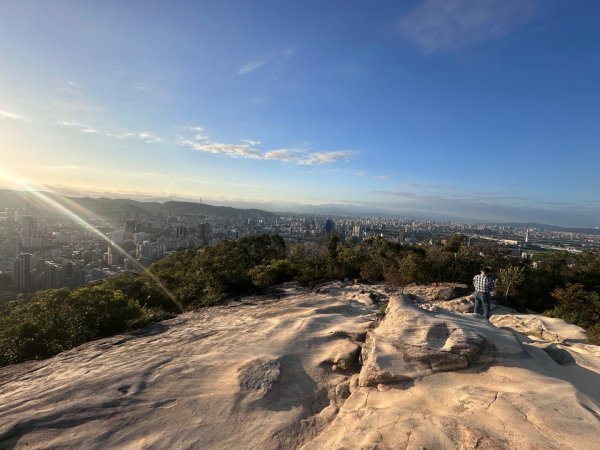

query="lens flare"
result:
[0,168,183,312]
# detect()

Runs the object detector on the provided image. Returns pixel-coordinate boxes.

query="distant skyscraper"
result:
[111,229,125,245]
[21,216,40,248]
[176,225,188,239]
[198,223,211,245]
[4,208,15,222]
[324,219,334,234]
[44,261,65,289]
[352,224,363,239]
[125,219,136,234]
[13,253,32,291]
[525,230,530,243]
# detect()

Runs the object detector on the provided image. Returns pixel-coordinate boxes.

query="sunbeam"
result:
[0,168,183,312]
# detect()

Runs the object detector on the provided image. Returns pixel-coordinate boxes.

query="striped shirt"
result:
[473,274,495,293]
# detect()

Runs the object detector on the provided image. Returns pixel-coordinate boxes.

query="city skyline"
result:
[1,1,599,227]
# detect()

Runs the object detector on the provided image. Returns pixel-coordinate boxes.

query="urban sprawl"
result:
[1,204,599,293]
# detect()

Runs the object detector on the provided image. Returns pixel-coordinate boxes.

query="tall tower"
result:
[21,215,39,248]
[525,230,530,243]
[13,253,32,291]
[324,219,334,234]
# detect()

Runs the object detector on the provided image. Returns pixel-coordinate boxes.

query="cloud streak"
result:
[178,127,356,166]
[238,59,267,75]
[238,46,296,75]
[0,110,29,122]
[398,0,544,54]
[57,120,160,143]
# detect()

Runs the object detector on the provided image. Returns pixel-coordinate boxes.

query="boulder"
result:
[320,339,361,370]
[491,315,562,342]
[359,295,488,386]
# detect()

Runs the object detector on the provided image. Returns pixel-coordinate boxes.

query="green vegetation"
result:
[1,233,599,367]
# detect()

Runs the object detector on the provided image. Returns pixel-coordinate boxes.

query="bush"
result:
[550,284,600,330]
[0,286,146,366]
[586,323,600,346]
[250,260,297,288]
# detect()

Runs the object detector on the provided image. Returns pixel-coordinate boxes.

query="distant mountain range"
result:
[1,189,598,234]
[0,189,274,220]
[492,222,600,235]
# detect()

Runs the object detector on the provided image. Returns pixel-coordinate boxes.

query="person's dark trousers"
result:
[473,291,491,320]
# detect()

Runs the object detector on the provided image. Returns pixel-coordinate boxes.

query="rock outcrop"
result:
[1,282,599,449]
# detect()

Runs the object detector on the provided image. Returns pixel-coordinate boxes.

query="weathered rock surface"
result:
[404,283,469,301]
[1,282,599,450]
[491,314,587,343]
[238,358,281,395]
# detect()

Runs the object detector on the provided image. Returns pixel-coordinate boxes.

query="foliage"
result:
[150,234,287,306]
[2,233,599,368]
[0,286,146,366]
[250,259,297,288]
[497,265,525,302]
[548,284,600,331]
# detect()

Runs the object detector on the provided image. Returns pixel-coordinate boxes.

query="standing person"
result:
[473,266,495,320]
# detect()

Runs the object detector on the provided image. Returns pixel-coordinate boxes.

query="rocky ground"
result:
[1,282,599,449]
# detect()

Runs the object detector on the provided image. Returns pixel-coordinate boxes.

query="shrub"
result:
[550,283,600,329]
[0,286,145,366]
[250,260,297,288]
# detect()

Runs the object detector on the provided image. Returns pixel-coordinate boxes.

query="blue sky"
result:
[1,0,599,226]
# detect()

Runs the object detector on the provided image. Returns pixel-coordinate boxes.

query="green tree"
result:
[497,265,525,303]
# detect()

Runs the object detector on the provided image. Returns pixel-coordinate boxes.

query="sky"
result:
[0,0,599,227]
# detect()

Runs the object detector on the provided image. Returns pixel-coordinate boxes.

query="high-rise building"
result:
[125,219,136,234]
[324,219,334,234]
[352,224,363,239]
[176,225,188,239]
[21,215,41,248]
[111,229,125,245]
[107,247,124,266]
[4,208,15,222]
[198,223,212,245]
[44,261,65,289]
[13,253,32,291]
[398,228,406,243]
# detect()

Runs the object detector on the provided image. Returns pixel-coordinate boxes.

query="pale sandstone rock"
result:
[490,314,587,342]
[358,295,522,386]
[320,339,361,370]
[238,358,281,395]
[1,282,599,450]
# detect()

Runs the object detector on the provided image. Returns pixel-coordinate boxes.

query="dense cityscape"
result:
[1,193,599,295]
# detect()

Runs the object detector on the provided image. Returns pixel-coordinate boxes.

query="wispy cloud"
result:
[297,151,356,165]
[57,120,90,128]
[0,110,29,122]
[110,132,161,143]
[281,45,295,59]
[398,0,544,54]
[57,120,160,143]
[238,59,267,75]
[238,46,296,75]
[178,127,356,166]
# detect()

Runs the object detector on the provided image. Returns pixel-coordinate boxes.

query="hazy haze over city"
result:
[1,0,599,227]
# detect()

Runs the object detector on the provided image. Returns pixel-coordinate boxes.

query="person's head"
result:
[481,266,491,275]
